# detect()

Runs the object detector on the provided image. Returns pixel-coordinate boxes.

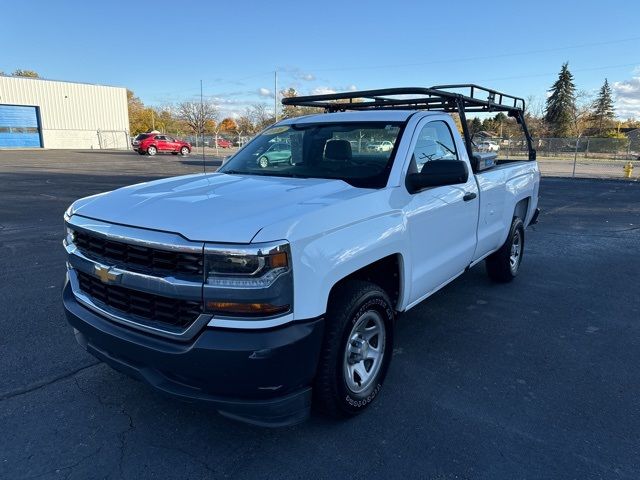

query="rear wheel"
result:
[314,280,394,418]
[147,145,157,156]
[486,217,525,282]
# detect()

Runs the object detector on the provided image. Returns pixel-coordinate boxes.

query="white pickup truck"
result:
[63,85,540,426]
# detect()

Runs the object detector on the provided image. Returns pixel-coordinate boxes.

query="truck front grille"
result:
[73,230,203,278]
[77,271,202,330]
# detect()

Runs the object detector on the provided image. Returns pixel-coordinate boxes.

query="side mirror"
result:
[406,160,469,193]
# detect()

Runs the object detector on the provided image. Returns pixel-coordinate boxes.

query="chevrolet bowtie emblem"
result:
[94,265,121,284]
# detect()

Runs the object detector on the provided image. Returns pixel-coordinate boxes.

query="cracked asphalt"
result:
[1,150,639,479]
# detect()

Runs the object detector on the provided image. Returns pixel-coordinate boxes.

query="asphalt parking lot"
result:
[1,150,639,479]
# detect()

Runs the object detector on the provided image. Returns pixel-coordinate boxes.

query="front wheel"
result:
[314,280,394,418]
[486,217,525,282]
[147,145,157,156]
[180,146,190,156]
[258,156,269,168]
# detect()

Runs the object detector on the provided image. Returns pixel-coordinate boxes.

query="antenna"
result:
[200,79,205,173]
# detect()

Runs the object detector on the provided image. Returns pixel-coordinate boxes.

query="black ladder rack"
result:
[281,85,535,162]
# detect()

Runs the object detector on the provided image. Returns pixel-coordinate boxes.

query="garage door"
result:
[0,105,42,148]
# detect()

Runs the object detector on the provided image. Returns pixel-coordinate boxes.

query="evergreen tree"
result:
[545,63,576,137]
[468,117,482,135]
[590,79,615,136]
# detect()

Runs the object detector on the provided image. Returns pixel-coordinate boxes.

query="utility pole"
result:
[274,70,278,122]
[201,79,205,170]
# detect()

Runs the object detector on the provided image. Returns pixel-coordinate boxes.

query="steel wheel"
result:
[343,310,386,394]
[509,230,522,274]
[147,146,157,156]
[259,156,269,168]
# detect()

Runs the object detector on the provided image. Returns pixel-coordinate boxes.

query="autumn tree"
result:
[590,79,615,136]
[218,118,237,133]
[127,90,153,135]
[545,63,576,137]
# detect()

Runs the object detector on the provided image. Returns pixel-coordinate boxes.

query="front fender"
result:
[290,212,408,319]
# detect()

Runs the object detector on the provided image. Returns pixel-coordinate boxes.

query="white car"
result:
[366,140,394,152]
[62,85,540,427]
[478,140,500,152]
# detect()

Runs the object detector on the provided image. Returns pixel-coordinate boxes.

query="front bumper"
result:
[63,281,324,427]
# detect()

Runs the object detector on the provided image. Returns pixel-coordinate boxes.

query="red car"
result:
[215,138,233,148]
[132,133,191,156]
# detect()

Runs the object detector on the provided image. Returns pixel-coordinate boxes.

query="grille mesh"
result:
[73,230,203,278]
[77,271,201,329]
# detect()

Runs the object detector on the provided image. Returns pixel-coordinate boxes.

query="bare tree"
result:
[176,101,218,140]
[570,90,593,139]
[247,104,275,131]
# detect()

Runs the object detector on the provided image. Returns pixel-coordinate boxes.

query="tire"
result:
[258,156,269,168]
[486,217,525,283]
[288,156,294,166]
[147,145,157,156]
[180,146,190,156]
[314,280,394,418]
[137,151,145,156]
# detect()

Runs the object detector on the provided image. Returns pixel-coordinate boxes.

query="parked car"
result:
[132,133,191,156]
[366,140,394,152]
[256,141,292,167]
[215,138,233,148]
[477,140,499,152]
[63,85,540,427]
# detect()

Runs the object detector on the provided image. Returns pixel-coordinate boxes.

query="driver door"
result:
[404,119,479,305]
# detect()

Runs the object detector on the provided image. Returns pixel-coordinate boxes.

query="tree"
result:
[218,118,237,133]
[12,69,39,78]
[590,79,615,136]
[545,63,576,137]
[468,117,483,135]
[176,100,218,136]
[246,103,275,131]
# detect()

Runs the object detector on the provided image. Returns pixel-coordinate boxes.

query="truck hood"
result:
[72,173,361,243]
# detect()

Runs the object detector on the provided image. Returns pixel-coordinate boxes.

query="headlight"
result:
[204,242,293,317]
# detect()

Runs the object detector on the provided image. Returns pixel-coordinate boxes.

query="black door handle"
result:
[463,191,477,202]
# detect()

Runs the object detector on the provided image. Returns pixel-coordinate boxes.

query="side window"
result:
[411,121,458,171]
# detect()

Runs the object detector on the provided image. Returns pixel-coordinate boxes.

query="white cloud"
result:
[310,87,337,95]
[299,73,315,81]
[346,84,358,91]
[612,74,640,119]
[257,87,273,98]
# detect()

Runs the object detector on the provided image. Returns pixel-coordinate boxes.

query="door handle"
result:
[463,191,477,202]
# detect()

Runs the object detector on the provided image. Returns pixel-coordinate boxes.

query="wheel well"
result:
[514,197,530,221]
[329,254,401,310]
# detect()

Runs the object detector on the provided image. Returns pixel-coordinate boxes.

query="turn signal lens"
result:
[206,301,290,316]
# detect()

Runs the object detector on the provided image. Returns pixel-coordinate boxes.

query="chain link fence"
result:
[478,136,640,180]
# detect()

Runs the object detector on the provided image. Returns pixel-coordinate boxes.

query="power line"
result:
[303,36,640,73]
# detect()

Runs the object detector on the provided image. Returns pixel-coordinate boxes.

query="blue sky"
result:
[3,0,640,119]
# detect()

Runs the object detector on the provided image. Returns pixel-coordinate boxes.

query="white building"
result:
[0,76,129,149]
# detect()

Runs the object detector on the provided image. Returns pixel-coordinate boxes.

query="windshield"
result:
[219,122,404,188]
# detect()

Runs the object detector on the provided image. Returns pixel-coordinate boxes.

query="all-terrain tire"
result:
[486,217,525,283]
[314,280,395,418]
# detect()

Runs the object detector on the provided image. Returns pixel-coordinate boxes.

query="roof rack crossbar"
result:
[281,85,526,113]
